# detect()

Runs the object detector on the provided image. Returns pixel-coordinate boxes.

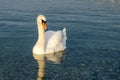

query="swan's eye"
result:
[41,19,47,30]
[41,19,46,24]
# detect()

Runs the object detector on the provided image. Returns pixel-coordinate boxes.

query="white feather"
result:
[45,28,67,53]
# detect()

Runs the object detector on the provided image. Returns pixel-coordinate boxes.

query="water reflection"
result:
[33,51,65,80]
[46,51,65,64]
[33,54,45,80]
[111,0,120,2]
[96,0,120,4]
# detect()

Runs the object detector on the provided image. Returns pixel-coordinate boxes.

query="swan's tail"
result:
[62,28,67,49]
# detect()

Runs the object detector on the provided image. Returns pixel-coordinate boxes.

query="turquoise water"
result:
[0,0,120,80]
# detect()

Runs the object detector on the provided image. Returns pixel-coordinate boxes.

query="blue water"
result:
[0,0,120,80]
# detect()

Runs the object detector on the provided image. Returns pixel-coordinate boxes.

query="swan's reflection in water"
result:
[46,51,65,64]
[33,54,45,80]
[33,51,65,80]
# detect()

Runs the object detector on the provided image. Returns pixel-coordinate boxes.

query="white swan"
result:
[33,15,67,54]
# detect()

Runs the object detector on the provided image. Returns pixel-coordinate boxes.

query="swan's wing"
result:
[62,28,67,49]
[45,30,55,42]
[45,28,67,53]
[46,30,63,53]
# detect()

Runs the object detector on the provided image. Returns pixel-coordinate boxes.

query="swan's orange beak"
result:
[42,21,47,30]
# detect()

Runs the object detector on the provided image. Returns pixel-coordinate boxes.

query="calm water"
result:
[0,0,120,80]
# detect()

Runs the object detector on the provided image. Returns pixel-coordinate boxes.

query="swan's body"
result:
[33,15,67,54]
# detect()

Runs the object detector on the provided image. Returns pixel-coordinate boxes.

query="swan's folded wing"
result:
[62,28,67,49]
[45,30,55,42]
[46,31,63,53]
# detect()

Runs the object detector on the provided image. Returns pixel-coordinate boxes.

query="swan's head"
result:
[37,15,47,30]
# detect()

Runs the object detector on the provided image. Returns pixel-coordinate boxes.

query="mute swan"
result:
[33,15,67,54]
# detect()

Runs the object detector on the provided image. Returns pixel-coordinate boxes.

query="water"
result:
[0,0,120,80]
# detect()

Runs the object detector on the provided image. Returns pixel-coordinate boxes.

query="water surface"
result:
[0,0,120,80]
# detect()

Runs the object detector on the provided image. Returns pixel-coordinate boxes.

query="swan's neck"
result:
[37,21,46,53]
